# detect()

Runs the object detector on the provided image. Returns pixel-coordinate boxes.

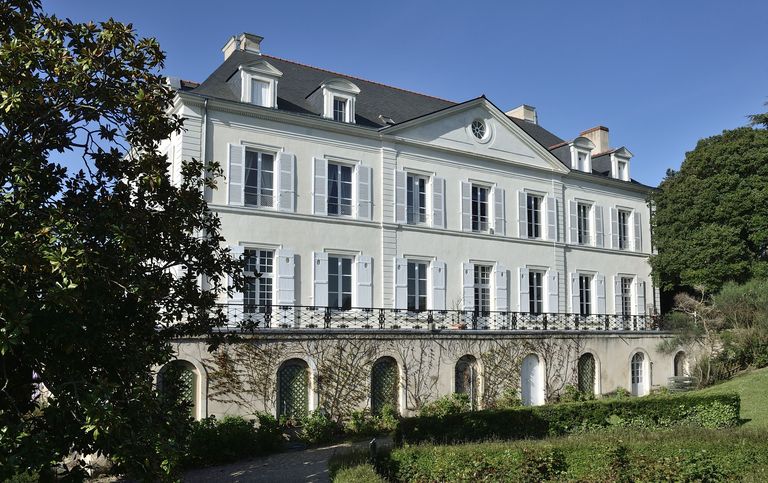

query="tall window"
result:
[407,261,428,312]
[473,265,491,314]
[527,194,542,238]
[328,255,352,310]
[251,79,269,107]
[333,97,347,122]
[579,274,592,316]
[471,185,489,232]
[244,150,274,207]
[577,152,588,172]
[529,270,544,314]
[577,203,590,245]
[618,210,630,249]
[407,175,427,224]
[617,160,628,180]
[620,277,633,316]
[244,249,273,313]
[328,163,353,216]
[631,352,644,385]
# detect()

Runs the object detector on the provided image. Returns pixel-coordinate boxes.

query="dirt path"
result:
[182,438,386,483]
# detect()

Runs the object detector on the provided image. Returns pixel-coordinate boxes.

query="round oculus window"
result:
[471,119,487,140]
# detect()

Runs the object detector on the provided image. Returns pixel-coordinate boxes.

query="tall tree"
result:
[650,122,768,294]
[0,1,241,479]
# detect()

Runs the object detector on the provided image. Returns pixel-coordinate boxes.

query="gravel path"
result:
[182,438,388,483]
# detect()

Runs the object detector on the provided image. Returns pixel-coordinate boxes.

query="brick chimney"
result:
[506,104,538,125]
[222,33,263,59]
[580,126,609,154]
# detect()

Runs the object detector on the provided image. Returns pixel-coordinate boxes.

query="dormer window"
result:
[307,78,360,124]
[609,148,633,181]
[578,152,589,172]
[569,136,595,174]
[238,59,283,109]
[617,160,628,181]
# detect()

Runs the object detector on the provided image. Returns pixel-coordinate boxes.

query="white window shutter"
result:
[313,251,328,307]
[569,200,578,244]
[546,195,557,241]
[313,157,328,215]
[610,207,619,249]
[462,262,475,311]
[594,205,604,248]
[547,270,559,313]
[570,273,579,313]
[356,165,373,220]
[633,212,642,252]
[613,276,622,314]
[275,248,295,306]
[494,263,508,312]
[635,280,646,315]
[460,181,472,232]
[595,273,606,314]
[518,267,530,313]
[356,255,373,308]
[432,177,446,228]
[228,245,245,304]
[276,152,295,212]
[431,260,446,311]
[227,144,245,206]
[394,169,407,224]
[517,191,527,238]
[493,187,506,236]
[394,257,407,310]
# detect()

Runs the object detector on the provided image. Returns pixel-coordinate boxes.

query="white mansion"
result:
[162,34,678,420]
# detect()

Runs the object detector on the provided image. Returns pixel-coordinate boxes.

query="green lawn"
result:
[697,366,768,428]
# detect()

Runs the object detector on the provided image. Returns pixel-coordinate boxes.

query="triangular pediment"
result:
[382,98,569,173]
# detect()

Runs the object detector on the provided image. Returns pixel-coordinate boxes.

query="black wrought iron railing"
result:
[216,304,659,332]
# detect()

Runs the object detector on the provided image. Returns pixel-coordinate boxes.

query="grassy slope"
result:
[697,366,768,428]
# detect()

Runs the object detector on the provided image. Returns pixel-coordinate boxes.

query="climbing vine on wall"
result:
[479,340,527,408]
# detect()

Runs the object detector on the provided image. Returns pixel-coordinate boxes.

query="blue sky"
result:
[46,0,768,186]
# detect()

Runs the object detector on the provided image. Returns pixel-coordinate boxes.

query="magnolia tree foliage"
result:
[649,122,768,293]
[0,1,241,478]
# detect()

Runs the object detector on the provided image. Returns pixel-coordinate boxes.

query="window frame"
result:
[526,193,543,239]
[243,149,275,208]
[577,202,591,245]
[406,260,428,312]
[243,248,275,313]
[473,264,492,314]
[332,96,348,122]
[529,269,545,314]
[578,273,593,316]
[617,209,631,250]
[406,174,428,225]
[620,276,633,316]
[327,161,354,217]
[327,254,354,310]
[471,184,490,233]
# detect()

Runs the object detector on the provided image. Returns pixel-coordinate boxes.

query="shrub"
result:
[300,410,342,445]
[376,403,399,432]
[185,415,284,467]
[419,393,471,418]
[559,384,595,403]
[395,392,740,445]
[519,448,567,482]
[329,450,387,483]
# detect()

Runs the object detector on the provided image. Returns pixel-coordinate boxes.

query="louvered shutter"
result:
[633,212,642,252]
[277,152,296,212]
[494,263,508,312]
[313,157,328,215]
[594,205,604,248]
[595,274,606,314]
[432,177,446,228]
[635,280,646,315]
[570,273,580,313]
[275,248,295,306]
[228,245,245,304]
[493,187,506,236]
[356,255,373,308]
[546,195,557,241]
[394,257,407,310]
[394,169,407,223]
[227,144,245,206]
[547,270,559,313]
[518,191,527,238]
[462,262,475,311]
[431,260,446,310]
[357,165,372,220]
[518,267,530,313]
[613,276,623,314]
[460,181,472,231]
[569,200,578,244]
[313,251,328,307]
[610,207,619,249]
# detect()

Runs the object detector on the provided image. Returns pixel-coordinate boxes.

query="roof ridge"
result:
[261,54,457,105]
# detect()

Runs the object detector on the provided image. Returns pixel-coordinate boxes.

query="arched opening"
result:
[455,355,479,410]
[631,352,649,396]
[277,358,310,419]
[674,351,687,377]
[158,360,198,418]
[521,354,544,406]
[371,357,399,415]
[577,353,597,395]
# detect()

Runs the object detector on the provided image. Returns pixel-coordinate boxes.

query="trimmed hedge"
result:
[395,392,740,445]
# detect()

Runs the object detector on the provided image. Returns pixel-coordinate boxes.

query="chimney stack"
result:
[222,33,264,60]
[580,126,610,154]
[506,104,538,125]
